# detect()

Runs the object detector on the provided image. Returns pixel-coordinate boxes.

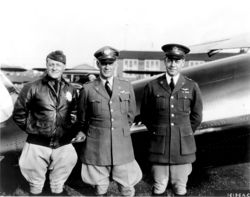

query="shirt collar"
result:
[100,76,114,88]
[165,73,179,85]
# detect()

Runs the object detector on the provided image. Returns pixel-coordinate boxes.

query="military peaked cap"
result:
[162,44,190,60]
[94,46,119,64]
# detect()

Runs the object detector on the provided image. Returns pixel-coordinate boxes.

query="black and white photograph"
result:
[0,0,250,196]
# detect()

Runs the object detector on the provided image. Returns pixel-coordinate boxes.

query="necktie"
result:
[105,81,112,97]
[170,77,175,91]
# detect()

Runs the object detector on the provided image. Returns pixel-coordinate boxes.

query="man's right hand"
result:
[71,131,86,143]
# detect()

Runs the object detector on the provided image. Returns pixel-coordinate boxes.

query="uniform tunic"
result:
[78,77,136,166]
[141,74,203,164]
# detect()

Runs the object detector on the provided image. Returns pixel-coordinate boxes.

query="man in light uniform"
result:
[76,46,142,196]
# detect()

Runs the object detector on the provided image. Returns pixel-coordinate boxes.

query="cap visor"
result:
[166,54,184,60]
[99,58,116,64]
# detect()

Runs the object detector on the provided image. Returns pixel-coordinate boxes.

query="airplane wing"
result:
[189,33,250,54]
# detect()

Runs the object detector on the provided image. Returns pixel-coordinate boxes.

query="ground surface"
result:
[1,126,250,196]
[1,158,249,196]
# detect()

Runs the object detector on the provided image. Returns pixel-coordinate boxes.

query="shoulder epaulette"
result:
[184,76,193,81]
[82,80,95,88]
[118,77,129,82]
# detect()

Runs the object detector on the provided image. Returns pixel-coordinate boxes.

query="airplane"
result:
[0,37,250,194]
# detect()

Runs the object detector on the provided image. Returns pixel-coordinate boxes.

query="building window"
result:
[124,60,128,65]
[144,60,160,70]
[122,59,139,78]
[187,61,205,67]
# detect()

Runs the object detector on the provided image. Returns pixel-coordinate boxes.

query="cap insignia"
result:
[172,46,180,54]
[104,48,112,55]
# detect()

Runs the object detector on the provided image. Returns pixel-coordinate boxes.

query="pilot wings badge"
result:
[181,88,190,94]
[120,90,130,94]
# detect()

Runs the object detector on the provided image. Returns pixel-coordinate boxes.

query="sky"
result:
[0,0,250,69]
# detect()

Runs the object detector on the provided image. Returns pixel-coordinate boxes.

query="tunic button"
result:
[171,123,174,126]
[171,96,174,99]
[171,105,174,108]
[110,109,113,112]
[111,118,114,122]
[110,101,112,104]
[111,127,114,131]
[171,114,174,117]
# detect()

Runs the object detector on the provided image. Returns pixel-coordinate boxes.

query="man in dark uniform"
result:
[76,46,142,196]
[140,44,203,196]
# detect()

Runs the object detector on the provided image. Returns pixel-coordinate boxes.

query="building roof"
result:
[71,64,98,71]
[119,51,165,60]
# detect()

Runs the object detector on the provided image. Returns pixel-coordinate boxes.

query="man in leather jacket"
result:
[13,50,78,195]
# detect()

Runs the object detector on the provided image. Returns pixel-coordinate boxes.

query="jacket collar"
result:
[157,73,186,94]
[93,77,120,100]
[42,74,69,86]
[42,74,70,98]
[158,74,171,94]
